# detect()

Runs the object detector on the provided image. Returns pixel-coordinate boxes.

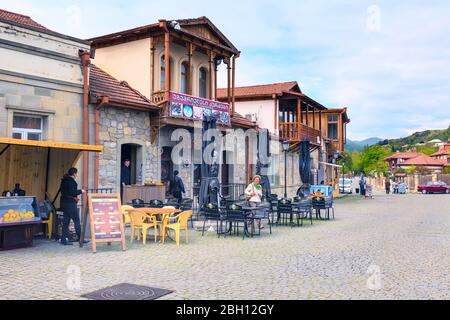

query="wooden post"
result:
[226,57,231,105]
[313,107,316,129]
[273,94,278,133]
[297,98,301,141]
[150,37,155,95]
[164,32,170,101]
[209,50,214,100]
[231,55,236,116]
[319,111,323,133]
[187,42,193,95]
[214,58,218,101]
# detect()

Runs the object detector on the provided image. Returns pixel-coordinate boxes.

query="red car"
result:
[418,181,450,194]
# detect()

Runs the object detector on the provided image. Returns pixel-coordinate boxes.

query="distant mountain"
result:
[346,137,383,152]
[378,126,450,149]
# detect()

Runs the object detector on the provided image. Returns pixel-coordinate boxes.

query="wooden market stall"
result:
[0,138,103,249]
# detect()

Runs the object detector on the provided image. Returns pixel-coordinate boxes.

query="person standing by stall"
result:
[60,168,85,246]
[120,159,131,202]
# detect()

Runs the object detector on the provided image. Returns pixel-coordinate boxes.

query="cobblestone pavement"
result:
[1,192,449,300]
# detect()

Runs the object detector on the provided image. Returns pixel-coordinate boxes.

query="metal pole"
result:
[284,150,288,199]
[341,163,345,194]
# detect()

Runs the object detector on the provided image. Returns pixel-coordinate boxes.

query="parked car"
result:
[339,178,353,194]
[418,181,450,194]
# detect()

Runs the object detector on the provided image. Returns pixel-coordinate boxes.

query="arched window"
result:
[161,55,167,91]
[180,61,188,94]
[199,67,208,98]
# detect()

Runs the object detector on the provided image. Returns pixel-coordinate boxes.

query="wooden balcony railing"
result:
[151,90,167,105]
[279,122,321,145]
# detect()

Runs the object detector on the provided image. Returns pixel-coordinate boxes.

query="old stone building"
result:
[0,9,91,194]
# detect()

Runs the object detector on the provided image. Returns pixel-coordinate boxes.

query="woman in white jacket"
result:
[245,175,263,208]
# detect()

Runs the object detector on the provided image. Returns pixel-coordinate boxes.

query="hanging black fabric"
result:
[256,129,271,199]
[297,140,311,198]
[199,116,220,208]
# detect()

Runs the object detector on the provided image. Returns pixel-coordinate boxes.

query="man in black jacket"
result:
[59,168,85,246]
[170,170,185,203]
[120,159,131,202]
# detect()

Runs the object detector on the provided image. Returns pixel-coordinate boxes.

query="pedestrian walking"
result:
[359,175,366,197]
[169,170,185,204]
[385,177,391,194]
[59,168,86,246]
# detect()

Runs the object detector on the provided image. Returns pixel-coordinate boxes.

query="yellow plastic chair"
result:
[41,211,53,240]
[129,210,158,245]
[121,205,134,225]
[161,210,193,246]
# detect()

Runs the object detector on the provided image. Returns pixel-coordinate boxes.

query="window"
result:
[199,67,208,98]
[161,55,173,91]
[12,114,43,141]
[327,114,339,140]
[180,62,188,94]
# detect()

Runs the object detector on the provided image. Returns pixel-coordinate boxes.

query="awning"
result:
[0,138,103,203]
[319,162,343,168]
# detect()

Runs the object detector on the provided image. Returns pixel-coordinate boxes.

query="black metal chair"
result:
[250,203,272,235]
[268,194,279,224]
[224,204,252,240]
[277,198,293,226]
[202,203,223,237]
[293,197,313,226]
[312,197,335,220]
[132,199,145,208]
[148,199,164,208]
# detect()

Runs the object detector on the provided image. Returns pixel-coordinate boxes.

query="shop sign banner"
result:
[169,92,230,125]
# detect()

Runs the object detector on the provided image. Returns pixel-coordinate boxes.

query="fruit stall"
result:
[0,138,103,250]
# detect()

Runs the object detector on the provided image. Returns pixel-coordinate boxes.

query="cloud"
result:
[1,0,449,140]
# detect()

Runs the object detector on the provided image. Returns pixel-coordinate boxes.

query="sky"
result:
[1,0,449,140]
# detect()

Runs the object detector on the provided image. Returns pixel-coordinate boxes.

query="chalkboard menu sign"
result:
[85,194,126,253]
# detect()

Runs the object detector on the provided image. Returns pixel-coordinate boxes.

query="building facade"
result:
[0,9,91,196]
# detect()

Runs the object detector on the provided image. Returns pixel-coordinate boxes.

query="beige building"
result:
[89,17,258,199]
[0,9,92,195]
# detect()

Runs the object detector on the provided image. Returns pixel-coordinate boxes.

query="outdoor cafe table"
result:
[219,202,271,237]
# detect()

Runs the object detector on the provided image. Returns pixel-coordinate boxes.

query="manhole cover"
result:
[82,283,173,300]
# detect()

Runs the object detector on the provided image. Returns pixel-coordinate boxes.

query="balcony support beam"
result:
[297,98,301,141]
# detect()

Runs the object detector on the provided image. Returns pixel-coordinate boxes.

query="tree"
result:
[359,145,390,176]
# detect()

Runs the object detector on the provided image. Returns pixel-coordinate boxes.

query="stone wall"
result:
[96,106,160,191]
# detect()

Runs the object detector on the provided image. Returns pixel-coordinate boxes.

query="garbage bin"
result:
[355,188,360,194]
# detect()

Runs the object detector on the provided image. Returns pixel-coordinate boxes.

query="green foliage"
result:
[442,167,450,174]
[338,151,353,173]
[378,126,450,149]
[405,166,417,174]
[359,145,390,176]
[345,145,391,175]
[415,145,438,155]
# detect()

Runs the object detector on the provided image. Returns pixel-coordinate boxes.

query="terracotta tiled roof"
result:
[385,152,422,161]
[400,154,447,167]
[230,112,257,128]
[217,81,300,100]
[431,149,450,157]
[89,64,158,110]
[0,9,47,30]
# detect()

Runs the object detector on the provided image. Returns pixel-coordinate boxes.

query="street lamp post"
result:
[282,141,290,199]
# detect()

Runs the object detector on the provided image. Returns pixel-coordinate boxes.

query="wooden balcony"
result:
[151,90,167,105]
[279,122,321,145]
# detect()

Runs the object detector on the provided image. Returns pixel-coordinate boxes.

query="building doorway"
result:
[121,144,138,185]
[161,147,173,195]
